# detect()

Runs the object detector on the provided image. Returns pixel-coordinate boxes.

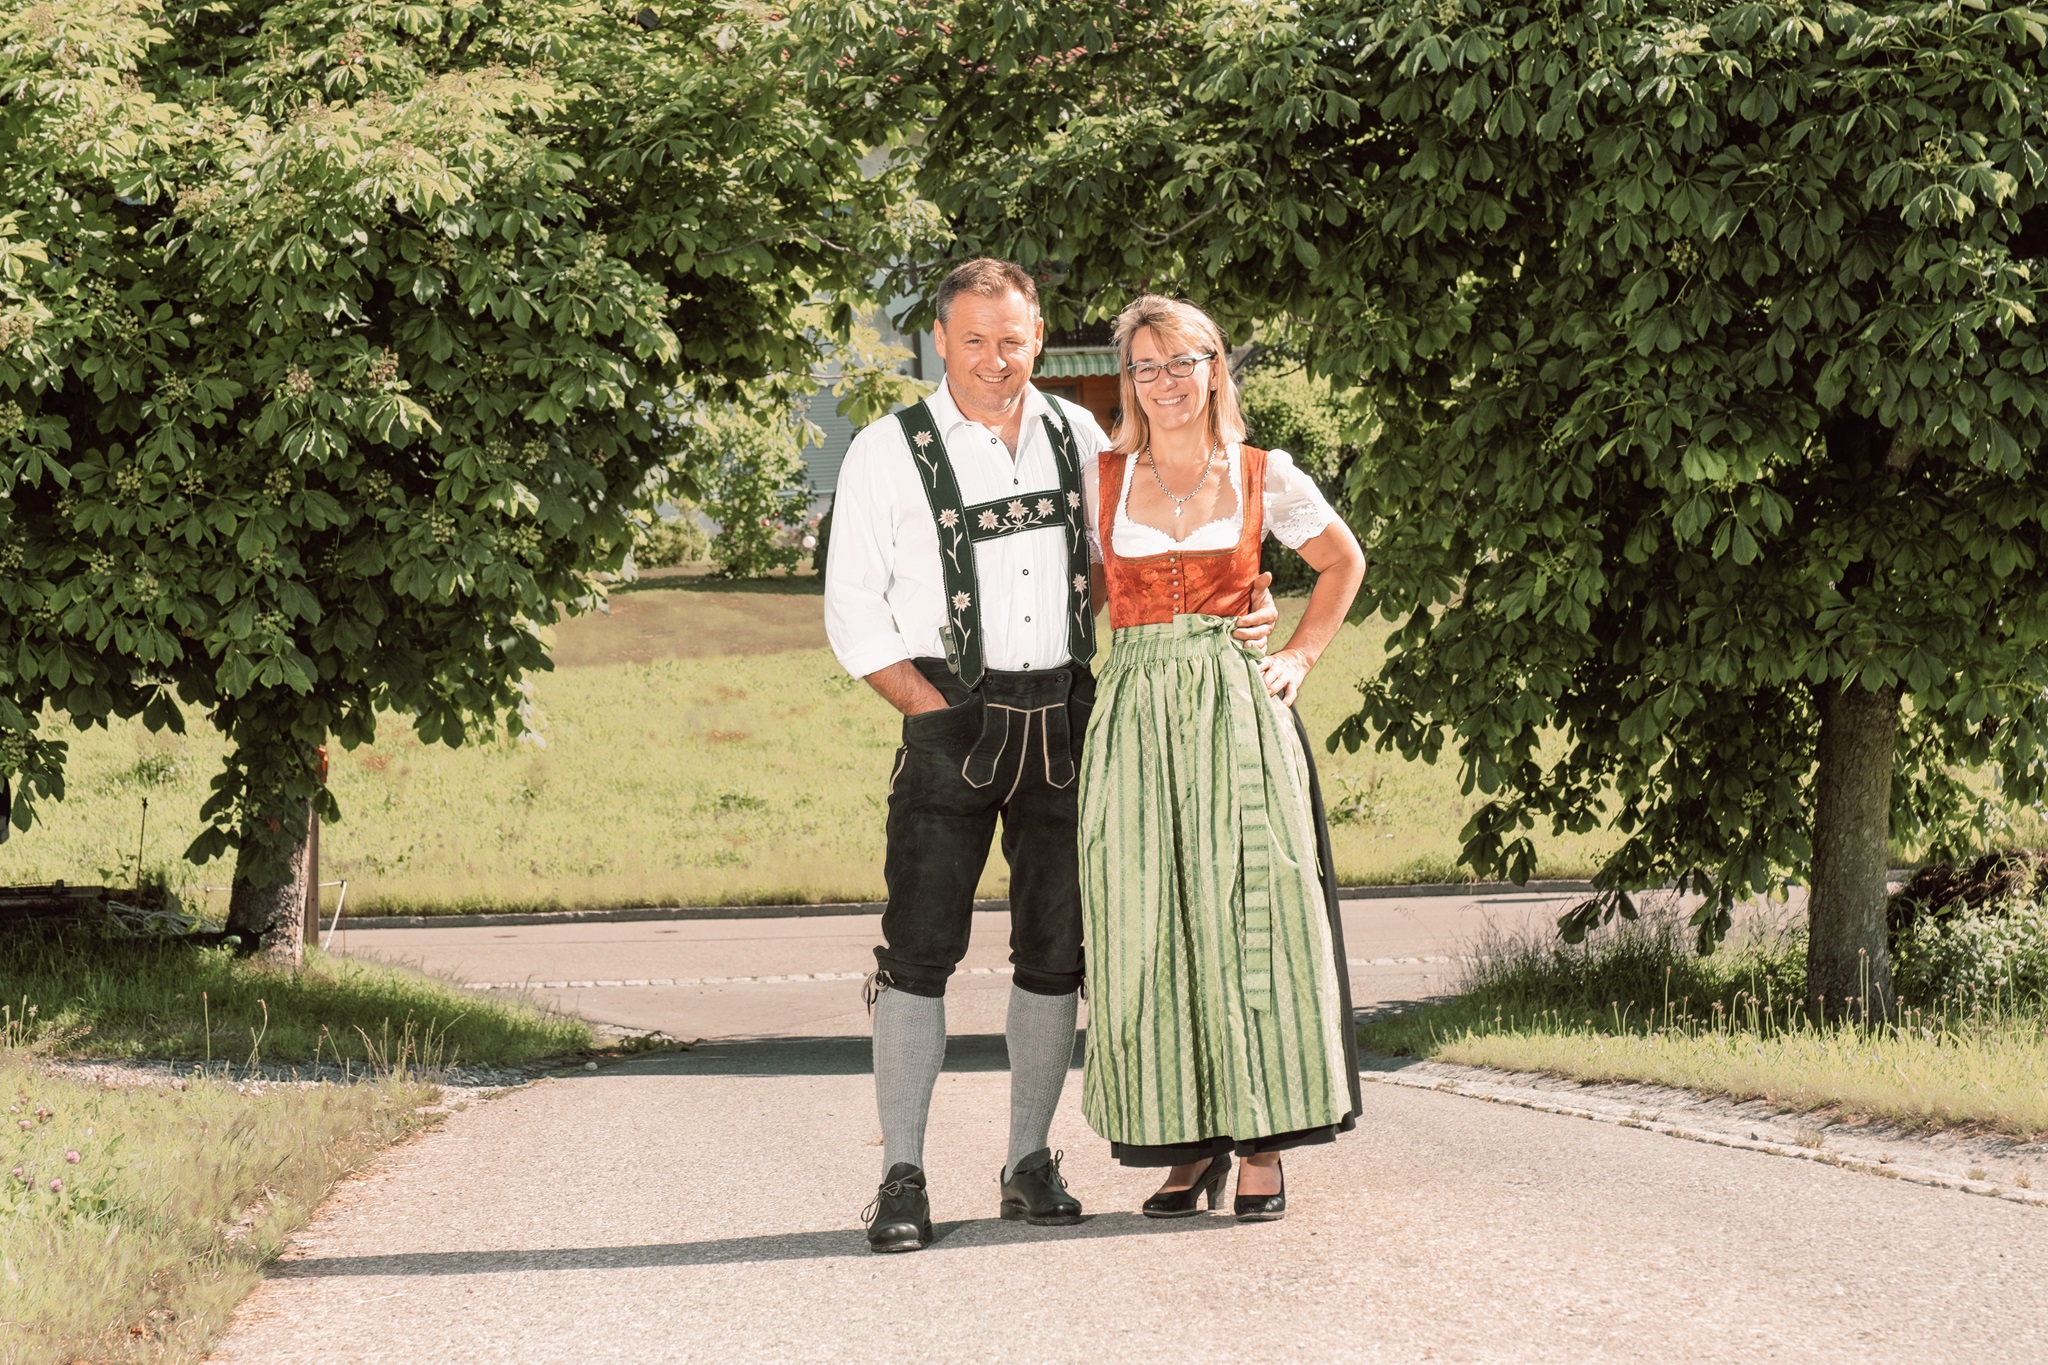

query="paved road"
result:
[333,890,1609,1038]
[206,887,2047,1363]
[215,1034,2046,1363]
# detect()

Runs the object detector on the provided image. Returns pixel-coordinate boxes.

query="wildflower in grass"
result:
[10,1166,21,1181]
[48,1177,61,1193]
[65,1150,79,1163]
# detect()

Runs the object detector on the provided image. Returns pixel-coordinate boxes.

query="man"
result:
[825,258,1275,1252]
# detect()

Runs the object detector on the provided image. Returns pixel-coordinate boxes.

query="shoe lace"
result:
[862,1174,915,1224]
[1005,1148,1069,1191]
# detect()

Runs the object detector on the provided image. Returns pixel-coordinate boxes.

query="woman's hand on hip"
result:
[1233,572,1278,650]
[1257,648,1311,707]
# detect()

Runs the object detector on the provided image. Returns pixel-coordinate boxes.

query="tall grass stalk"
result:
[1361,908,2048,1139]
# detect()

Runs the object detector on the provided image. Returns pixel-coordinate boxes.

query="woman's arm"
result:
[1256,519,1365,706]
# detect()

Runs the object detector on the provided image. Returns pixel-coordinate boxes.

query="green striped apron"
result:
[1078,614,1352,1149]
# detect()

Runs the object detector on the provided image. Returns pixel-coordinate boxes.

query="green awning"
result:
[1038,349,1120,377]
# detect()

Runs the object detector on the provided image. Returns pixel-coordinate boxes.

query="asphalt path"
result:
[214,1040,2046,1363]
[330,890,1593,1039]
[209,888,2048,1363]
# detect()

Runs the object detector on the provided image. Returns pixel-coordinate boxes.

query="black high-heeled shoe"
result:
[1233,1157,1286,1222]
[1141,1152,1232,1219]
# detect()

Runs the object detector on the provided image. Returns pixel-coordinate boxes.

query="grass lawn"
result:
[1361,911,2048,1139]
[1,1057,433,1364]
[0,929,595,1362]
[0,927,592,1066]
[0,571,1628,915]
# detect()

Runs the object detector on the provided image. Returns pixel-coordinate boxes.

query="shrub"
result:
[634,509,710,570]
[812,498,834,576]
[1893,899,2048,1012]
[1887,849,2048,941]
[697,405,813,579]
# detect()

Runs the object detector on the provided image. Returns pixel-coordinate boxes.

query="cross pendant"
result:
[1174,505,1183,518]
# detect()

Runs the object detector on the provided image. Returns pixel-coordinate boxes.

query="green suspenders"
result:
[1040,401,1100,674]
[893,397,1097,688]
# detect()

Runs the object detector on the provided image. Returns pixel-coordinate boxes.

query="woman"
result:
[1079,294,1366,1221]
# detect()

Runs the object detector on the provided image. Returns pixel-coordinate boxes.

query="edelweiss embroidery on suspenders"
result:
[964,493,1064,540]
[892,398,1097,689]
[896,402,980,682]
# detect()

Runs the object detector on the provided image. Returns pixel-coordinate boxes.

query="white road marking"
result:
[463,957,1454,991]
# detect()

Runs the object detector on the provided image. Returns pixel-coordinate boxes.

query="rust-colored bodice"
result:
[1099,446,1268,629]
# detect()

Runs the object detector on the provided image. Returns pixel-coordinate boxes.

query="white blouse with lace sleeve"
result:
[1081,445,1338,561]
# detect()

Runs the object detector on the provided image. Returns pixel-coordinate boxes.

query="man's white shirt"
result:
[825,378,1110,679]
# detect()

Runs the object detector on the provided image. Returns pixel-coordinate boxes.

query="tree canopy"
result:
[810,0,2048,1011]
[2,0,923,951]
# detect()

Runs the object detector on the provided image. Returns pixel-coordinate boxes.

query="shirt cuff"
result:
[833,637,913,681]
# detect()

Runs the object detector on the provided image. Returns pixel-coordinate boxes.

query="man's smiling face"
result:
[933,289,1042,420]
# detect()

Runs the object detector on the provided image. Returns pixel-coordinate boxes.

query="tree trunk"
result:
[224,800,312,968]
[1806,682,1899,1022]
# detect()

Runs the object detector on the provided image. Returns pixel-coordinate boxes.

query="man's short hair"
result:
[933,257,1039,325]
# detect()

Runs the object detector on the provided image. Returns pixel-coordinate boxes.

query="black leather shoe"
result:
[1141,1152,1231,1219]
[1234,1158,1286,1222]
[999,1148,1082,1226]
[864,1163,932,1252]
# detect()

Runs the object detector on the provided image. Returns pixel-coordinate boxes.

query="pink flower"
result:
[48,1178,61,1194]
[65,1150,79,1164]
[9,1166,21,1182]
[15,1119,26,1131]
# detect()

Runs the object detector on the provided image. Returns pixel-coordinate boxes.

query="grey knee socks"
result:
[1004,985,1079,1179]
[872,986,947,1175]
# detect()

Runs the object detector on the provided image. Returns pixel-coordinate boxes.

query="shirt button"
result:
[1024,615,1032,623]
[1022,569,1030,576]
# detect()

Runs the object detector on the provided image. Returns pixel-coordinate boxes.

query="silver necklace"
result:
[1143,444,1220,519]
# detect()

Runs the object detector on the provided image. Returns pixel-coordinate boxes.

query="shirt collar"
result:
[930,375,1051,437]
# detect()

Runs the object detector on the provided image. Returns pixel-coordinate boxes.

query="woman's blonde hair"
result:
[1109,294,1247,456]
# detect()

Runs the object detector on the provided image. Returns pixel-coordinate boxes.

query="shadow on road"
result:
[591,1033,1019,1077]
[269,1213,1234,1278]
[579,1030,1433,1079]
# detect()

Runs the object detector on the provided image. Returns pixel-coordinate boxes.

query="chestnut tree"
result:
[812,0,2048,1016]
[1,0,922,958]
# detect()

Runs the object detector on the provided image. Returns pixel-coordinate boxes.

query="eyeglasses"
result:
[1126,352,1215,384]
